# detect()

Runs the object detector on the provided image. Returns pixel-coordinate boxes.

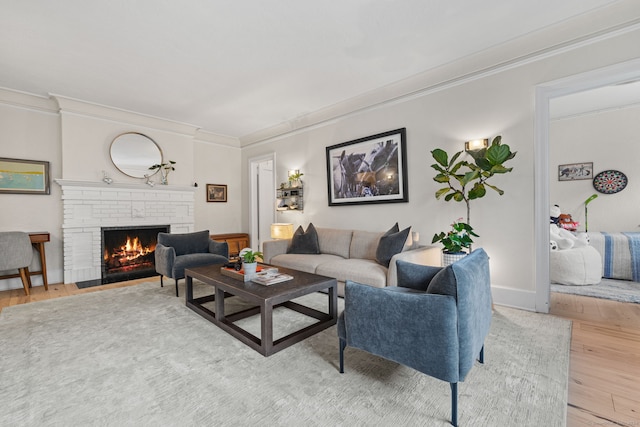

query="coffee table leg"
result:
[186,274,193,302]
[215,287,226,324]
[329,284,337,319]
[262,301,274,355]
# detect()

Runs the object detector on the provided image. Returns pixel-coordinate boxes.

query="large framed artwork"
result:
[0,157,50,195]
[326,128,408,206]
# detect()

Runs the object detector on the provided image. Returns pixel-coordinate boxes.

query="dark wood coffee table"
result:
[185,264,337,356]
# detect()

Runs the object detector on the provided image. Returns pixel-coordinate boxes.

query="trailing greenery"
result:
[432,219,479,254]
[431,135,516,226]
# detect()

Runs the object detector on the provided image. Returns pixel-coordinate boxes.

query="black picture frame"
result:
[326,128,408,206]
[206,184,227,202]
[0,157,50,195]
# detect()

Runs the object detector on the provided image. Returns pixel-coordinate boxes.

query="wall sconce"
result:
[465,139,489,152]
[270,223,294,240]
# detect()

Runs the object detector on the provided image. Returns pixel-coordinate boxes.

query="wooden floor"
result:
[1,282,639,426]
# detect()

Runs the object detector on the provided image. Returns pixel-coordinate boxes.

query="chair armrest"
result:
[209,239,229,258]
[387,245,441,287]
[154,243,176,277]
[262,239,289,263]
[343,281,460,382]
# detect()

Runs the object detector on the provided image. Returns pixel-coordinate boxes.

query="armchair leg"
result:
[175,279,179,297]
[339,338,346,373]
[450,382,458,427]
[19,267,31,296]
[160,276,164,287]
[479,345,485,364]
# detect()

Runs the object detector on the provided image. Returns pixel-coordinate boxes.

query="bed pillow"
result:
[287,223,321,254]
[375,223,410,267]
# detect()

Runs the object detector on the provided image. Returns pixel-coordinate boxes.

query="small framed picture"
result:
[558,162,593,181]
[206,184,227,202]
[0,157,50,194]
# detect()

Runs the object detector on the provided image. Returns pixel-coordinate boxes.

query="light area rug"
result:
[0,281,571,427]
[551,277,640,303]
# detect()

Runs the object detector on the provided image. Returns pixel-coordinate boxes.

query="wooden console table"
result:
[210,233,250,260]
[0,232,49,290]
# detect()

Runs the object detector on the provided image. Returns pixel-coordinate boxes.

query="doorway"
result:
[249,154,275,252]
[534,58,640,312]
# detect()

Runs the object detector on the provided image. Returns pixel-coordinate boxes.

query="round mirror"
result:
[110,132,163,178]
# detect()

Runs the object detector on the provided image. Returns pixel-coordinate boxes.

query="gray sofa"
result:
[262,226,440,296]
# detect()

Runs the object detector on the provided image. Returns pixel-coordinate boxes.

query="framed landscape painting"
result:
[326,128,408,206]
[0,157,50,195]
[206,184,227,202]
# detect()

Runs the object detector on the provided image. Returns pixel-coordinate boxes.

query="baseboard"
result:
[491,285,537,312]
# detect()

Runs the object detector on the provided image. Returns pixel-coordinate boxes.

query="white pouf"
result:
[550,246,602,286]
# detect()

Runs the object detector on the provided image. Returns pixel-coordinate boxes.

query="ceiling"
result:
[0,0,624,139]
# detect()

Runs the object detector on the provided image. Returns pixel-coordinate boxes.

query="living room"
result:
[1,1,640,425]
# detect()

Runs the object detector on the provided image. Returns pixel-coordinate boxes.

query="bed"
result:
[587,232,640,282]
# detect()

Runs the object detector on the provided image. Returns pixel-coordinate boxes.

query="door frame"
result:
[248,153,276,251]
[534,58,640,313]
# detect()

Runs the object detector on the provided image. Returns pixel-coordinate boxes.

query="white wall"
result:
[550,104,640,232]
[0,93,242,291]
[0,92,63,290]
[240,25,640,310]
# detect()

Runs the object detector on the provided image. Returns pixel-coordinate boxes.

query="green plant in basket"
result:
[432,219,479,254]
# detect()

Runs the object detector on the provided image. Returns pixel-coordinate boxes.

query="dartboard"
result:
[593,170,628,194]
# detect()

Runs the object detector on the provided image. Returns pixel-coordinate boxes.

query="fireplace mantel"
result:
[57,179,196,284]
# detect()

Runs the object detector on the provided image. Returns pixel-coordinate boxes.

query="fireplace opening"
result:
[101,225,170,284]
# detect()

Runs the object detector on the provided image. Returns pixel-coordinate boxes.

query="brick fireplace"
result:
[56,180,196,284]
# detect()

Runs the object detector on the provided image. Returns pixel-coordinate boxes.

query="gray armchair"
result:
[337,248,492,427]
[155,230,229,297]
[0,231,35,296]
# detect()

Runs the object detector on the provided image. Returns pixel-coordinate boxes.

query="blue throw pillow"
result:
[426,264,457,298]
[375,223,410,267]
[287,223,320,254]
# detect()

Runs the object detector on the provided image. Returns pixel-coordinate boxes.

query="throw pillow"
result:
[375,223,410,267]
[396,260,442,291]
[426,265,457,298]
[287,223,320,254]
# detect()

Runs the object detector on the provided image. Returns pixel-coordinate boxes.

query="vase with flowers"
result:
[149,160,176,185]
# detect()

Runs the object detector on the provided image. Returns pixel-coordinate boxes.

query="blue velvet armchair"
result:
[155,230,229,297]
[337,248,492,427]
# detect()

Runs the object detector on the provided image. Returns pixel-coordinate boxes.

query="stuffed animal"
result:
[558,213,579,231]
[550,205,561,225]
[550,224,589,250]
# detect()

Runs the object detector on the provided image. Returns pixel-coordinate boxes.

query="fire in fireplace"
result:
[101,225,170,283]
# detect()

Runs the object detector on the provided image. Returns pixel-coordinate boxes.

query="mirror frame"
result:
[109,132,163,179]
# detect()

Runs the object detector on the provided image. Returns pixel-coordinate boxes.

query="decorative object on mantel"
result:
[592,169,627,194]
[149,160,176,185]
[206,184,227,202]
[110,132,162,178]
[102,170,113,184]
[432,218,478,266]
[431,135,516,246]
[326,128,408,206]
[143,174,155,187]
[0,157,50,195]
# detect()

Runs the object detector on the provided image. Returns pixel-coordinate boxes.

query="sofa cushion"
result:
[350,230,383,260]
[172,253,227,279]
[287,223,320,254]
[271,253,344,274]
[316,227,353,259]
[375,224,411,267]
[316,259,387,288]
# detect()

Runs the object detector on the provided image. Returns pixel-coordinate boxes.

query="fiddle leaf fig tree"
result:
[431,135,516,226]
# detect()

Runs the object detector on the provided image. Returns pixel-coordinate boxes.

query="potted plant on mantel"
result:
[432,218,479,265]
[239,247,263,278]
[430,135,516,262]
